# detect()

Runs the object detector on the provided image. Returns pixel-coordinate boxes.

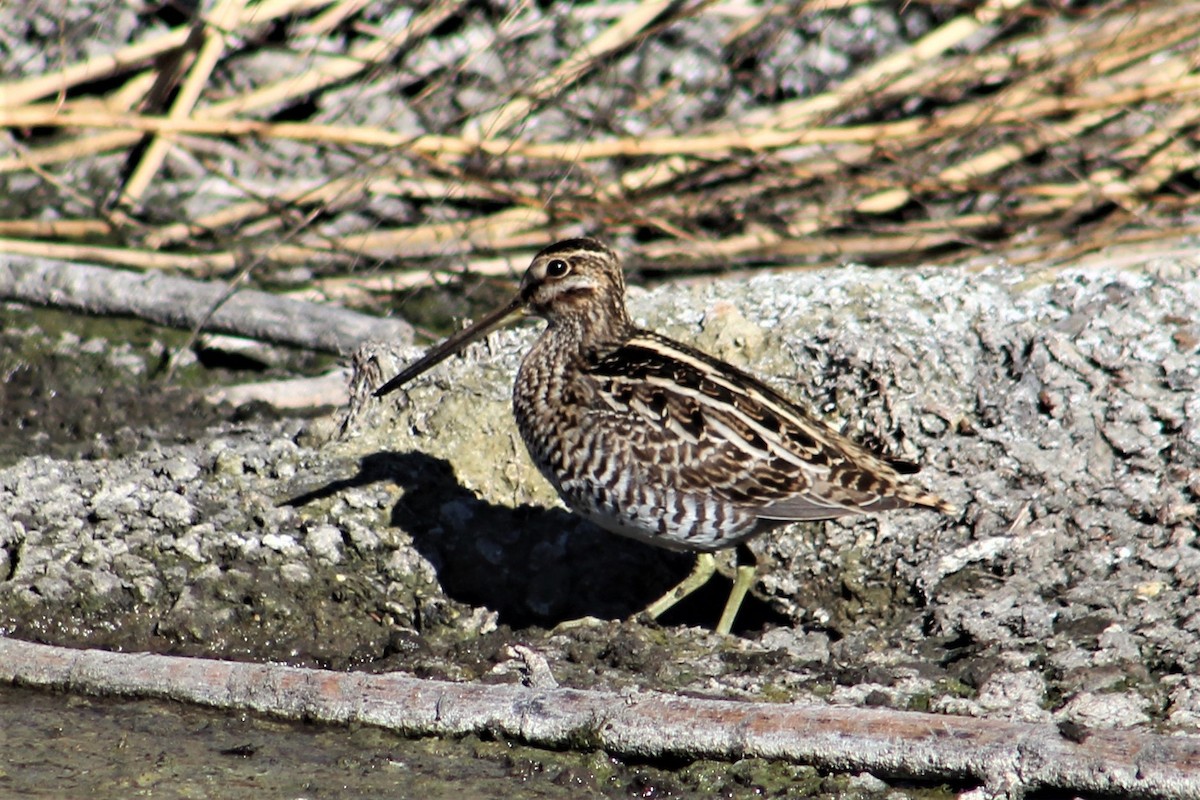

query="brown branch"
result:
[1,637,1197,798]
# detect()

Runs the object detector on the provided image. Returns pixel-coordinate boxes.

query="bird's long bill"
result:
[373,294,525,398]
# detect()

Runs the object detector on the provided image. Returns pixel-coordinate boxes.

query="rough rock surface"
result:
[2,256,1198,733]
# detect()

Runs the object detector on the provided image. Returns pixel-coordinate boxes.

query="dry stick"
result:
[117,0,248,207]
[798,17,1200,221]
[506,7,1200,190]
[918,13,1200,136]
[5,2,1195,169]
[8,55,1200,170]
[0,220,113,238]
[632,110,1192,262]
[249,0,335,22]
[952,75,1200,130]
[1055,1,1198,65]
[1083,5,1200,77]
[859,52,1188,213]
[643,231,968,264]
[871,28,1059,111]
[836,11,1200,210]
[132,26,202,118]
[1040,108,1200,224]
[595,0,1033,203]
[764,2,1200,157]
[0,130,136,173]
[947,0,1200,94]
[531,71,1200,159]
[462,0,679,140]
[5,7,1195,274]
[0,0,328,108]
[1009,100,1200,215]
[638,161,1158,267]
[159,147,360,274]
[1073,147,1200,216]
[145,175,367,248]
[1127,143,1200,198]
[147,173,529,248]
[0,209,551,274]
[863,107,1129,216]
[120,70,167,109]
[0,0,461,176]
[9,148,144,236]
[0,256,411,354]
[0,236,240,271]
[0,107,926,160]
[2,637,1198,798]
[89,1,461,258]
[0,110,460,169]
[1108,87,1200,198]
[907,86,1200,205]
[661,165,1191,266]
[205,0,462,119]
[1011,225,1200,269]
[0,28,194,109]
[289,251,538,303]
[0,236,337,274]
[639,228,784,262]
[6,74,163,186]
[1118,101,1200,165]
[293,0,371,36]
[655,0,1049,196]
[744,0,1032,133]
[332,206,554,259]
[165,201,330,382]
[205,368,352,409]
[856,158,1200,266]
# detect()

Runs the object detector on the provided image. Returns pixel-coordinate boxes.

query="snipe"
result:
[376,238,954,634]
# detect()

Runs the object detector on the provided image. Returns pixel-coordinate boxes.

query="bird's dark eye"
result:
[546,259,570,278]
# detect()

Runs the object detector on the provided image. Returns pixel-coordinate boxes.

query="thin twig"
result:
[116,0,247,208]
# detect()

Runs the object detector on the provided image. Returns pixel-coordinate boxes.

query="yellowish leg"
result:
[715,544,759,635]
[643,544,760,634]
[643,552,717,621]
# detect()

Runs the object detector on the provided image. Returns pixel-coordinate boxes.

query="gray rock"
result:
[2,256,1198,731]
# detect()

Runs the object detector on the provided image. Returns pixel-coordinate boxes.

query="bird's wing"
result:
[583,331,942,522]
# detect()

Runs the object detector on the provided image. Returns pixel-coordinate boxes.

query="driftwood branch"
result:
[0,256,411,355]
[203,368,350,408]
[2,637,1196,799]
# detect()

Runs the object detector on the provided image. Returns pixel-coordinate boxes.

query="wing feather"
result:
[581,331,949,522]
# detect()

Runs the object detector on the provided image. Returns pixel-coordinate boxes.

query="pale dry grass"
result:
[1,0,1198,299]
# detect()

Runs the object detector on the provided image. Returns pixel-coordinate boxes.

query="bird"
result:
[374,238,955,634]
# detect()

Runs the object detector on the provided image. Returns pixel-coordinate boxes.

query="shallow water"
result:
[1,685,895,799]
[0,685,617,798]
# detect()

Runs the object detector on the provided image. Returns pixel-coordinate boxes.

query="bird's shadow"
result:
[285,450,783,631]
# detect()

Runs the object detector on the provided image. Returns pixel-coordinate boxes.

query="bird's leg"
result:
[715,542,758,635]
[642,552,717,622]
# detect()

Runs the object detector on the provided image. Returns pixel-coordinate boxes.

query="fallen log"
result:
[0,256,411,354]
[2,637,1196,799]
